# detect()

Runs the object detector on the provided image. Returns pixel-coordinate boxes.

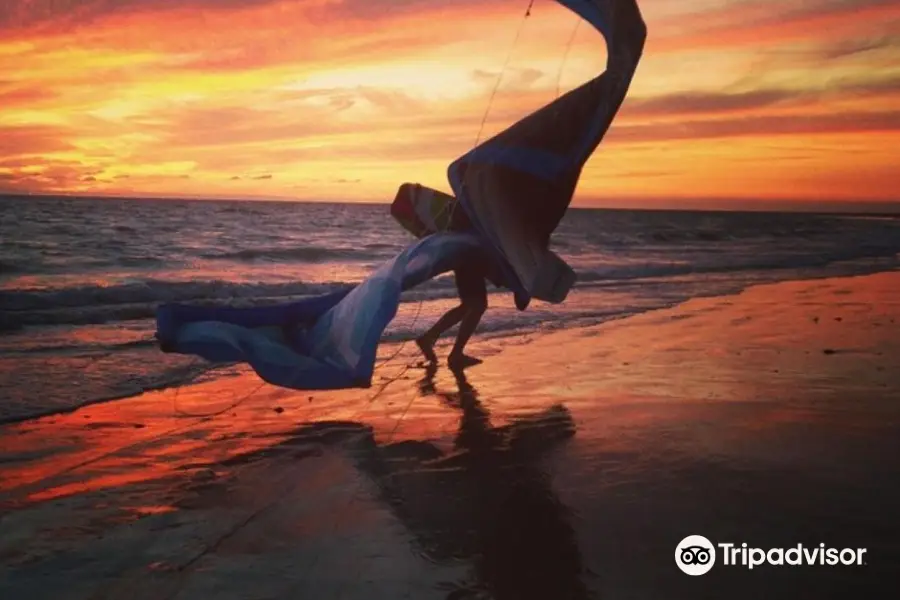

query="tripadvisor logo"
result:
[675,535,716,576]
[675,535,867,575]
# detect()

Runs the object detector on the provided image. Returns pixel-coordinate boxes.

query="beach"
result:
[2,270,898,599]
[5,197,900,425]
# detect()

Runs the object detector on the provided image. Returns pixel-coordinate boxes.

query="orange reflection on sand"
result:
[2,272,899,600]
[130,505,178,516]
[3,273,898,514]
[27,468,176,503]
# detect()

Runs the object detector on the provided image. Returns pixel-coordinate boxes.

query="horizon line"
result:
[2,190,900,215]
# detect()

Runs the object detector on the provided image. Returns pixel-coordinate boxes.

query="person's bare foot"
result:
[448,353,482,369]
[416,336,437,364]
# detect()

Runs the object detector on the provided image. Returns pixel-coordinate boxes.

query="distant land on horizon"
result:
[3,191,899,216]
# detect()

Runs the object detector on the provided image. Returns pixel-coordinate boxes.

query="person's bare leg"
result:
[448,303,486,368]
[416,304,466,363]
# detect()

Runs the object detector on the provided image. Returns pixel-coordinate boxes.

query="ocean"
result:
[2,195,899,423]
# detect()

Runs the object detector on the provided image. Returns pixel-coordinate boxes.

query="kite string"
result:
[472,0,536,151]
[363,0,539,547]
[555,17,581,98]
[373,0,542,404]
[437,0,535,231]
[373,288,425,369]
[368,0,535,374]
[402,0,535,370]
[172,378,268,419]
[330,4,541,592]
[365,294,423,402]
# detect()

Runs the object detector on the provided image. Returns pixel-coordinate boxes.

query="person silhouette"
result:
[404,367,592,600]
[416,247,490,369]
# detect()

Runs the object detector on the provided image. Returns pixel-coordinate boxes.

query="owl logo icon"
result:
[675,535,716,575]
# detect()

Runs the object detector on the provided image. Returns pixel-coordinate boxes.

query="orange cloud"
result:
[1,0,898,206]
[651,0,900,52]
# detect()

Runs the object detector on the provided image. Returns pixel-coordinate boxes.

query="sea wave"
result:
[0,276,465,330]
[575,243,900,283]
[0,357,228,425]
[4,236,900,331]
[199,246,387,263]
[1,279,345,312]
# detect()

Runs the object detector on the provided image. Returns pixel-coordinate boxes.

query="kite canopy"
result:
[156,232,485,390]
[448,0,647,310]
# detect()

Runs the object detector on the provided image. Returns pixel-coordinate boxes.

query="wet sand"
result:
[2,272,899,599]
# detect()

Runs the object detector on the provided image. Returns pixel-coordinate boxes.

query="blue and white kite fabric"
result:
[154,0,647,392]
[448,0,646,310]
[155,232,485,390]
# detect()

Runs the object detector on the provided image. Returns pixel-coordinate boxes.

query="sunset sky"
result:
[1,0,898,208]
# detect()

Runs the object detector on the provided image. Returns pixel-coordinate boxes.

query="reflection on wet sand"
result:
[3,273,900,599]
[352,364,591,600]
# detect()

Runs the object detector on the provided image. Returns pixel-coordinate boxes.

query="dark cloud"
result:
[0,159,93,191]
[515,67,545,89]
[471,67,546,91]
[621,75,900,119]
[756,0,896,29]
[658,0,900,51]
[472,69,497,83]
[608,109,900,144]
[328,94,357,112]
[832,76,900,96]
[817,35,900,60]
[623,89,795,118]
[356,87,425,112]
[817,35,898,60]
[252,174,273,180]
[0,156,78,169]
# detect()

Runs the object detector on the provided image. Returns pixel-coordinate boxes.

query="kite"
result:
[154,0,647,390]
